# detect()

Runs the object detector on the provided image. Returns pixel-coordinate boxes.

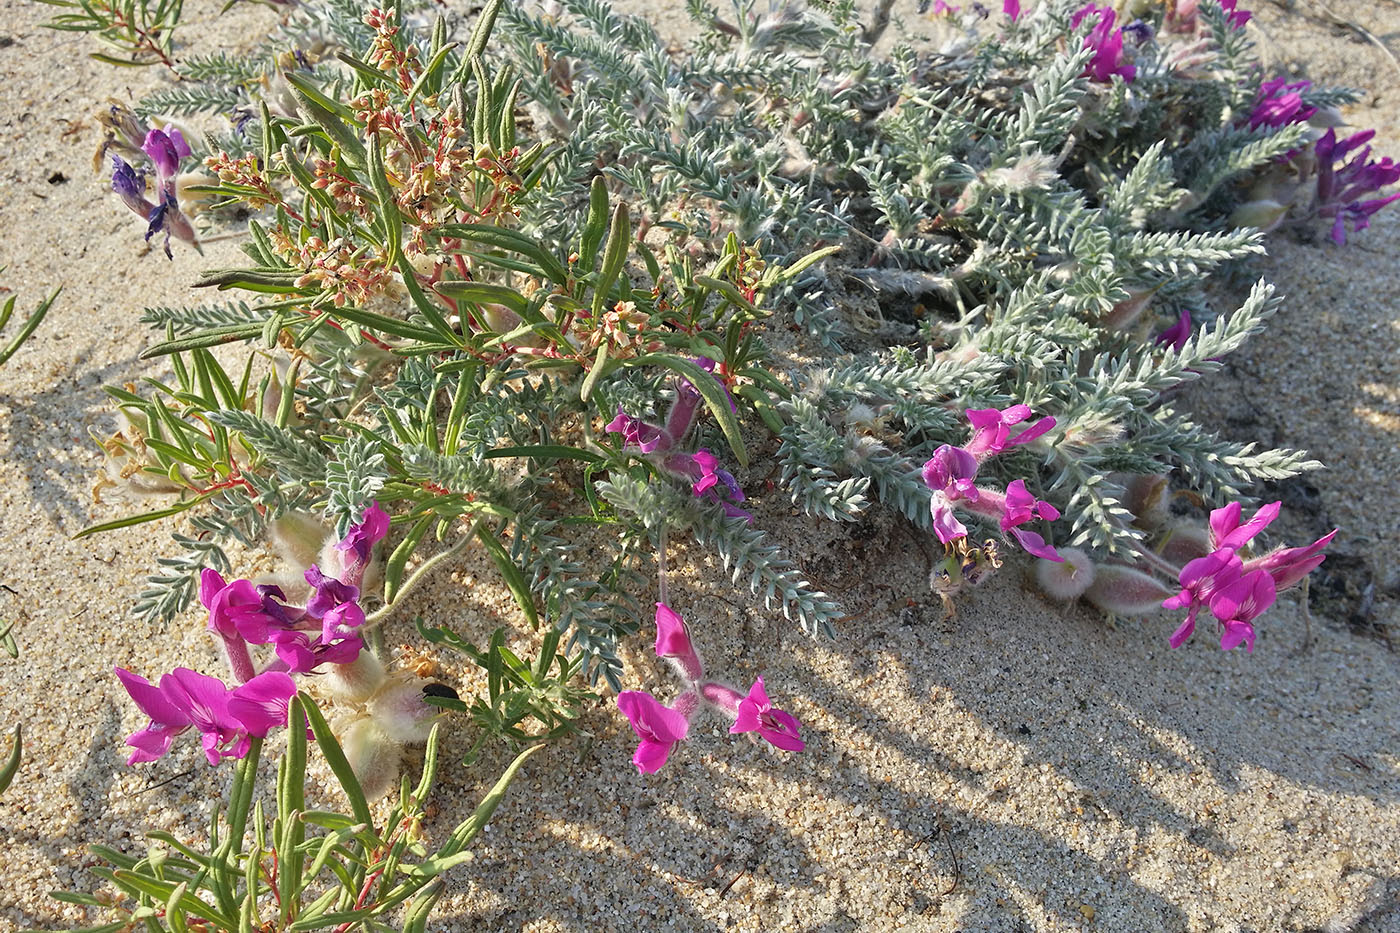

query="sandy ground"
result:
[1,0,1398,930]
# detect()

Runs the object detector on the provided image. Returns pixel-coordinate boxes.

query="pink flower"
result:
[1003,0,1020,19]
[617,691,690,774]
[116,667,296,766]
[1070,4,1136,83]
[335,501,390,569]
[963,405,1056,459]
[1244,528,1337,590]
[730,677,805,752]
[1164,547,1243,648]
[606,407,667,454]
[1208,570,1276,652]
[1156,308,1193,352]
[654,603,704,682]
[1208,500,1280,550]
[999,480,1063,561]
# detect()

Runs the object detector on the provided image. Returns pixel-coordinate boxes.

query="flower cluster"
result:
[109,124,199,258]
[1163,501,1336,652]
[920,405,1062,562]
[1071,3,1136,84]
[617,603,803,773]
[1247,77,1317,131]
[1313,128,1400,245]
[116,504,391,765]
[607,357,750,521]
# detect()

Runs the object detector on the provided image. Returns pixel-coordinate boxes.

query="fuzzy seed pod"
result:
[1035,548,1097,600]
[324,652,388,706]
[1158,523,1212,565]
[271,511,330,571]
[340,716,403,800]
[1121,473,1171,529]
[1083,564,1175,616]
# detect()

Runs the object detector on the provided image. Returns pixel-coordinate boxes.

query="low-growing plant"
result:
[35,0,1393,919]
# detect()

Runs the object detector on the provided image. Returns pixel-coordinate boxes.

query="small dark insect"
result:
[422,683,459,701]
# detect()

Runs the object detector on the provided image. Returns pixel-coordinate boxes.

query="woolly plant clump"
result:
[44,0,1390,925]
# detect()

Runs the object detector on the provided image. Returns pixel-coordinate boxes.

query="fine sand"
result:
[0,0,1398,930]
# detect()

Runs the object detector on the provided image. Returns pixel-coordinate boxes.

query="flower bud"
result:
[1229,199,1289,233]
[1121,473,1171,529]
[1101,288,1155,331]
[1158,523,1211,565]
[1083,564,1176,615]
[1035,548,1096,599]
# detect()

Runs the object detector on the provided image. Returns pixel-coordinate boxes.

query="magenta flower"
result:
[115,667,295,766]
[1220,0,1251,29]
[304,565,360,619]
[730,677,805,752]
[1164,547,1243,647]
[336,502,390,567]
[1208,500,1280,550]
[654,603,704,682]
[617,690,690,774]
[1070,4,1136,83]
[606,407,667,454]
[963,405,1056,459]
[663,449,752,521]
[1244,528,1337,590]
[1156,308,1193,351]
[1248,77,1316,131]
[1208,570,1276,652]
[999,480,1063,561]
[1314,128,1400,245]
[142,127,189,185]
[1003,0,1020,19]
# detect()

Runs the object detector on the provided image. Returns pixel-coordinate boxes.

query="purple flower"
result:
[111,157,154,217]
[199,570,301,645]
[335,502,390,567]
[1208,500,1280,551]
[617,690,690,774]
[606,407,667,454]
[1003,0,1020,19]
[922,445,979,545]
[664,449,752,522]
[1164,547,1242,646]
[115,667,295,766]
[1122,18,1154,44]
[1244,528,1337,590]
[963,405,1056,459]
[1070,4,1136,83]
[144,193,200,259]
[730,677,805,752]
[1220,0,1251,29]
[142,127,189,185]
[1314,128,1400,245]
[270,628,363,675]
[921,444,980,500]
[1248,77,1317,131]
[1155,308,1193,351]
[304,565,360,619]
[1208,570,1276,652]
[999,479,1063,561]
[655,603,704,682]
